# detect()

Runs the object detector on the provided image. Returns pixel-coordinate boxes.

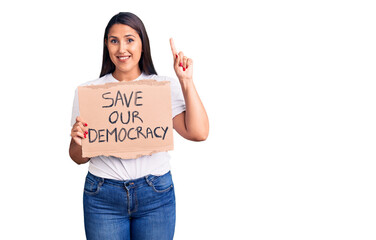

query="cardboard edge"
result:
[82,145,174,160]
[78,80,170,90]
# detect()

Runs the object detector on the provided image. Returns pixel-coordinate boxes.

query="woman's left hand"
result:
[170,38,193,83]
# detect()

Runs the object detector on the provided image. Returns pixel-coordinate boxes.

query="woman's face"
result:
[106,24,143,78]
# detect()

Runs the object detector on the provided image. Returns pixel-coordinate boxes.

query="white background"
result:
[0,0,375,239]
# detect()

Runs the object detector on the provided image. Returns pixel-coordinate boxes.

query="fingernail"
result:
[84,123,88,127]
[183,67,186,71]
[186,65,188,69]
[180,62,183,67]
[84,134,87,138]
[176,54,178,58]
[85,131,88,134]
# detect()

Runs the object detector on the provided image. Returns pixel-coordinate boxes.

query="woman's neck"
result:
[112,68,142,82]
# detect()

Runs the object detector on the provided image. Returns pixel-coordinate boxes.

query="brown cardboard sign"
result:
[78,80,173,159]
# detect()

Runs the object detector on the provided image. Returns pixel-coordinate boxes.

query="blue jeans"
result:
[83,171,176,240]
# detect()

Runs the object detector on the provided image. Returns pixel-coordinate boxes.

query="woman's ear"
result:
[104,38,108,46]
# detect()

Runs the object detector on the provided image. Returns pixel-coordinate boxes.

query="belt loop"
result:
[144,174,153,186]
[98,176,104,187]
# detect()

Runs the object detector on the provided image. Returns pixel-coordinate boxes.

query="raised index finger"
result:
[169,38,177,56]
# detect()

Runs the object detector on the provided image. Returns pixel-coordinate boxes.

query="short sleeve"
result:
[168,77,186,118]
[71,88,80,126]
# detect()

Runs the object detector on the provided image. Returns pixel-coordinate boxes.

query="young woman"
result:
[69,12,209,240]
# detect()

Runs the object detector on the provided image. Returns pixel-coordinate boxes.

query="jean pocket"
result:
[147,172,174,193]
[84,174,103,195]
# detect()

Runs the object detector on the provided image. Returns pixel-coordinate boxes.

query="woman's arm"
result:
[69,116,90,164]
[170,38,209,141]
[69,139,90,164]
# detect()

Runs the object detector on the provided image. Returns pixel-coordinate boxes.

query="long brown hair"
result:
[100,12,157,77]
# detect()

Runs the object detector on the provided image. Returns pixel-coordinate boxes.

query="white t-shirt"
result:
[71,72,186,180]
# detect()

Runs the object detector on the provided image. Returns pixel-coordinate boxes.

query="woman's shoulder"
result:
[142,74,183,98]
[141,73,176,82]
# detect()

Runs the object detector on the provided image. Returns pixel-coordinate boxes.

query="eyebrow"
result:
[109,34,136,38]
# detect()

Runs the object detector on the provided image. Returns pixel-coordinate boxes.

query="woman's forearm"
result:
[69,138,90,165]
[180,78,209,141]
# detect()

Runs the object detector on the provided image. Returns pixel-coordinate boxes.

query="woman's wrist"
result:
[179,77,194,91]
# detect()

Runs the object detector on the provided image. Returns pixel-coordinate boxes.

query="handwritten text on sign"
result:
[78,80,173,159]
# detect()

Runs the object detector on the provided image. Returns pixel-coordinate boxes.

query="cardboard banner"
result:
[78,80,173,159]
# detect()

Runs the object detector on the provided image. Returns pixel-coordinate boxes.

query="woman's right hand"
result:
[71,116,88,146]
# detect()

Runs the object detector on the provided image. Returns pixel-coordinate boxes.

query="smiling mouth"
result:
[117,56,130,61]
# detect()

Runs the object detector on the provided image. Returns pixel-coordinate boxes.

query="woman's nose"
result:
[119,41,127,53]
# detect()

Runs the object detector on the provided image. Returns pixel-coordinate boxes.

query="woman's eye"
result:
[127,39,134,43]
[110,39,118,44]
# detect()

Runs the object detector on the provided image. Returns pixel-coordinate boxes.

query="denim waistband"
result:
[86,171,170,187]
